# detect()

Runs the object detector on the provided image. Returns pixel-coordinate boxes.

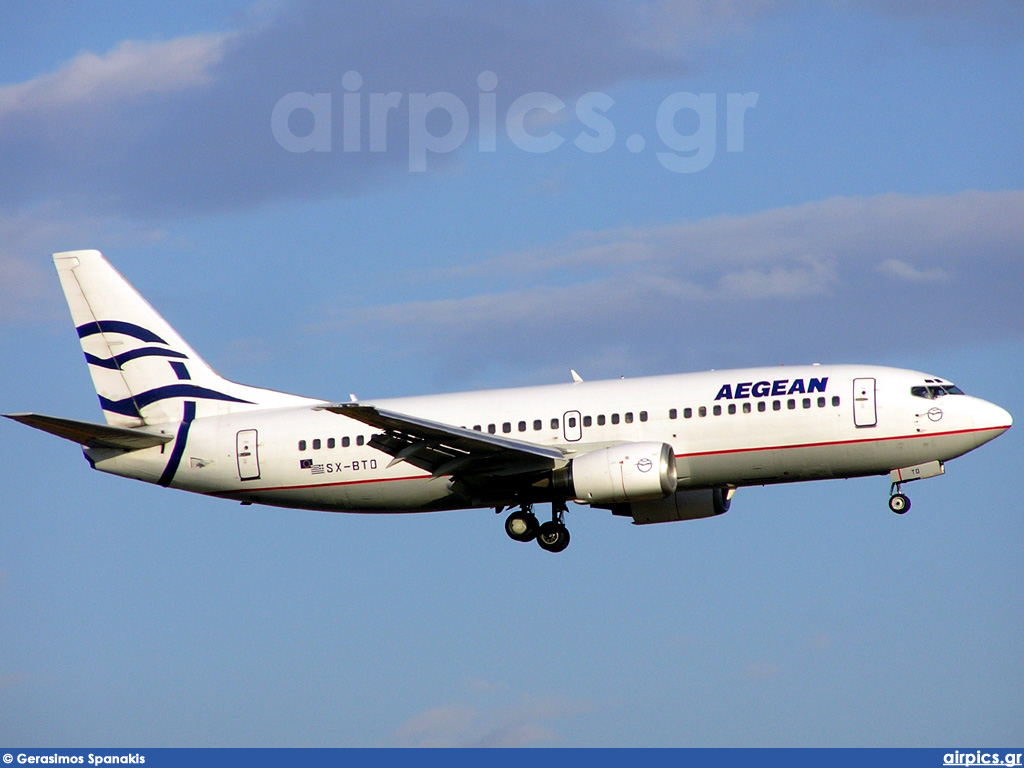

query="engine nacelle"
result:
[567,442,677,504]
[609,487,733,525]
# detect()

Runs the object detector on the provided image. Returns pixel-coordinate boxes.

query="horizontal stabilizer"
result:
[3,412,172,451]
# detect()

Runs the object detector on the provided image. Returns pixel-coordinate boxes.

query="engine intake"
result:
[566,442,677,504]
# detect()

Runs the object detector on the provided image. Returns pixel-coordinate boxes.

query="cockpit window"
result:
[911,384,965,399]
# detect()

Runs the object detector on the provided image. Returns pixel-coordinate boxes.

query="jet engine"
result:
[561,442,677,504]
[607,487,733,525]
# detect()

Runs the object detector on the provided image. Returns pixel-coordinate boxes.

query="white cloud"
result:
[717,257,838,299]
[0,255,52,325]
[0,0,777,217]
[450,190,1024,282]
[0,35,228,117]
[391,704,479,748]
[312,190,1024,385]
[387,688,588,747]
[0,207,169,328]
[876,259,948,282]
[631,0,787,52]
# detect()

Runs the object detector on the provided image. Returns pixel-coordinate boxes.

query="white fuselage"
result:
[85,364,1012,514]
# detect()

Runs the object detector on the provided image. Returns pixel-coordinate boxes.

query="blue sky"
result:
[1,0,1022,747]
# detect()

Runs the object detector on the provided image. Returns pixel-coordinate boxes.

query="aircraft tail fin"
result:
[54,250,320,427]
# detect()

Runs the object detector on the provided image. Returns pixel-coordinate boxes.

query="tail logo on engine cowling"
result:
[636,457,653,473]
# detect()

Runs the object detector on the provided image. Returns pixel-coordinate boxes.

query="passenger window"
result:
[567,417,576,428]
[625,412,633,424]
[773,401,781,411]
[758,402,766,412]
[817,397,826,408]
[832,396,841,407]
[597,415,606,426]
[583,415,592,427]
[669,408,677,420]
[533,420,542,431]
[518,421,526,432]
[713,405,722,416]
[550,418,559,429]
[728,404,736,415]
[787,399,796,410]
[698,406,707,418]
[328,438,336,449]
[803,398,811,409]
[488,424,496,434]
[342,436,350,447]
[356,435,364,446]
[743,402,751,414]
[473,425,481,431]
[313,439,321,450]
[639,411,648,422]
[684,408,693,419]
[611,414,620,425]
[298,440,307,451]
[503,422,511,433]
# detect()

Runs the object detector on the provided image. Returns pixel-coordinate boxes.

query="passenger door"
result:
[236,429,261,480]
[853,378,877,428]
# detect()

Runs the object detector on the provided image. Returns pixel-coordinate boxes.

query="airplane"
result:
[4,250,1013,553]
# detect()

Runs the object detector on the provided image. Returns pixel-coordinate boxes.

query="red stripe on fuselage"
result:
[214,473,429,496]
[676,425,1009,459]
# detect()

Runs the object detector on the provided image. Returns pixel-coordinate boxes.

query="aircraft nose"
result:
[974,398,1012,434]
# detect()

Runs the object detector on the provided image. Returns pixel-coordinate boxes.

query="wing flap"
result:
[318,403,567,479]
[4,412,172,450]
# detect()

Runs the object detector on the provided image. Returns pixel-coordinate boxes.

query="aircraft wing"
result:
[3,413,172,451]
[318,403,568,481]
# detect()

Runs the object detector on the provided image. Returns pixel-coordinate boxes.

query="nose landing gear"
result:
[888,484,911,514]
[887,461,944,514]
[504,501,570,552]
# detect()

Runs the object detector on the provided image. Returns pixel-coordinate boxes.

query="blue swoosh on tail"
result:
[77,320,167,344]
[99,385,254,418]
[85,347,188,370]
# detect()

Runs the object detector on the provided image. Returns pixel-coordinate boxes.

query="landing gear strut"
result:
[536,501,570,553]
[888,483,911,514]
[504,502,571,552]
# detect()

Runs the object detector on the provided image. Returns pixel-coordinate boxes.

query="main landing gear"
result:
[503,502,570,553]
[888,483,911,514]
